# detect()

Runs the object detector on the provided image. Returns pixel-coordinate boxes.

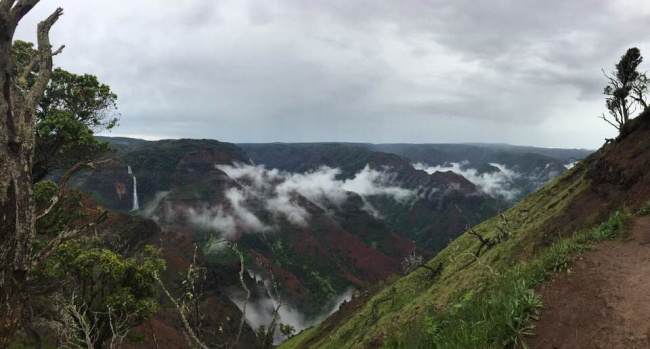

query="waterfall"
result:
[132,175,139,211]
[127,165,139,211]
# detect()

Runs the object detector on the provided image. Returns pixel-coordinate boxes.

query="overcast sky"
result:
[14,0,650,148]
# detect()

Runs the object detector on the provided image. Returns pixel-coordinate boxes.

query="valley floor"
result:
[529,216,650,348]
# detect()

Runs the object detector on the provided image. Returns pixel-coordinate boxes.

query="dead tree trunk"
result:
[0,2,63,346]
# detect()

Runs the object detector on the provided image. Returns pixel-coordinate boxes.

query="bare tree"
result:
[104,305,134,349]
[154,244,211,349]
[402,248,444,280]
[229,241,249,349]
[55,292,99,349]
[155,241,256,349]
[467,226,497,257]
[51,292,138,349]
[179,245,207,340]
[261,262,282,349]
[155,273,210,349]
[466,214,513,257]
[0,3,69,345]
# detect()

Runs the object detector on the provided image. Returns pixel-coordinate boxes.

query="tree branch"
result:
[599,113,621,131]
[25,276,72,295]
[421,262,444,280]
[154,273,209,349]
[148,321,161,349]
[630,95,648,109]
[8,0,39,28]
[467,224,500,257]
[52,44,64,56]
[259,258,282,349]
[229,241,249,349]
[602,69,621,90]
[35,161,98,221]
[28,6,63,104]
[31,209,109,269]
[17,52,38,89]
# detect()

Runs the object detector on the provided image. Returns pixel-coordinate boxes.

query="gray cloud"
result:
[184,163,414,239]
[228,276,354,345]
[14,0,650,148]
[415,161,521,201]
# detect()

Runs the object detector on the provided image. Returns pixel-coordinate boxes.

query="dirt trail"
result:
[528,216,650,348]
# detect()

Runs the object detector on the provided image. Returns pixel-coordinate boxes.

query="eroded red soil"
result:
[529,215,650,348]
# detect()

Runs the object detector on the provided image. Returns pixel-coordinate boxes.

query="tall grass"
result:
[637,200,650,216]
[384,211,630,349]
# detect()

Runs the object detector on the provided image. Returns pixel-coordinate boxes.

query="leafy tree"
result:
[37,239,166,348]
[601,47,648,135]
[279,323,296,340]
[12,40,119,182]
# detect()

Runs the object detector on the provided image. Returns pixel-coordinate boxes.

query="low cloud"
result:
[141,190,170,220]
[266,195,311,227]
[186,163,414,238]
[188,187,272,238]
[228,275,354,345]
[220,163,414,217]
[225,188,269,232]
[188,206,237,236]
[342,166,413,200]
[414,161,521,201]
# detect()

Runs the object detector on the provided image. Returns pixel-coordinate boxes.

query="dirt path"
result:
[528,216,650,348]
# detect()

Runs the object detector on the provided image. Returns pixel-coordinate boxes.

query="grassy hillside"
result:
[281,113,650,348]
